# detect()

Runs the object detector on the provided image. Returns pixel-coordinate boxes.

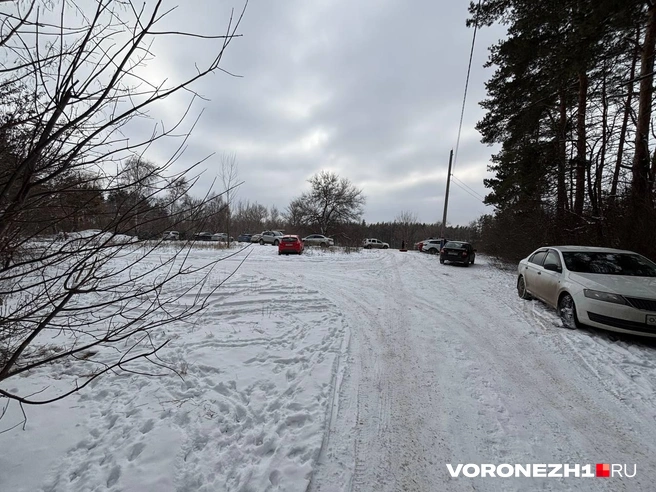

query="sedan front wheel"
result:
[558,293,579,329]
[517,276,531,300]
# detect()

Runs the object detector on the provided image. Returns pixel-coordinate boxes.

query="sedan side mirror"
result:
[543,263,562,273]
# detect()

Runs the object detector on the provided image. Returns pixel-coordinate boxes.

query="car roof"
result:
[544,245,636,254]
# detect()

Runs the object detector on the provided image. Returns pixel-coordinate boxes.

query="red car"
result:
[278,235,304,255]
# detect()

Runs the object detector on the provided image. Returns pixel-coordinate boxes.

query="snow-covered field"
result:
[2,245,656,491]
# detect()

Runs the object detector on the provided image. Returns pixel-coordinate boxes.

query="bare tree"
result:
[0,0,248,415]
[219,152,240,246]
[233,200,267,233]
[286,170,365,235]
[394,210,419,248]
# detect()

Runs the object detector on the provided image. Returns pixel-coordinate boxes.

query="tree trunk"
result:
[557,88,568,223]
[611,25,640,200]
[574,71,588,216]
[632,5,656,204]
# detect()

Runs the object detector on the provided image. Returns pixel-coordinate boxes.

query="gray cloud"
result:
[137,0,505,225]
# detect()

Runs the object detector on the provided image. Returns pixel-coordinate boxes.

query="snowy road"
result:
[292,249,656,492]
[3,245,656,491]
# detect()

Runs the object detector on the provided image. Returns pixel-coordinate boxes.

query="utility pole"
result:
[441,149,453,239]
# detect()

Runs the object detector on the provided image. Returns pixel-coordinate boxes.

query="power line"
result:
[449,178,486,204]
[451,174,486,201]
[448,179,498,216]
[453,0,483,174]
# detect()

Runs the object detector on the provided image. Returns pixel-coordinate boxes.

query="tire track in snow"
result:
[308,251,656,492]
[307,251,454,491]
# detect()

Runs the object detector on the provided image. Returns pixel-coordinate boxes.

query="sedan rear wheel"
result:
[517,276,531,300]
[273,240,279,246]
[558,293,579,329]
[259,239,264,245]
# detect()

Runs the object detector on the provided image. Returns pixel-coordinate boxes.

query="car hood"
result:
[569,272,656,297]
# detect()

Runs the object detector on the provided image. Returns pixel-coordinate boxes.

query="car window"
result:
[543,250,561,269]
[444,241,463,248]
[529,251,548,265]
[562,252,656,276]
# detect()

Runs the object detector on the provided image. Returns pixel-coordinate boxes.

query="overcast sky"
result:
[141,0,506,226]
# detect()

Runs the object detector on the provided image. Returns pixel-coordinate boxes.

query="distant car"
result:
[237,233,253,242]
[211,233,234,242]
[259,230,284,245]
[421,239,443,254]
[517,246,656,337]
[439,241,476,266]
[250,233,262,243]
[193,231,213,241]
[278,235,304,255]
[302,234,334,247]
[162,231,180,240]
[414,237,435,251]
[362,238,389,249]
[415,237,448,252]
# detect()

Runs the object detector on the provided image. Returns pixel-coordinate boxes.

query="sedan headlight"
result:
[583,289,627,305]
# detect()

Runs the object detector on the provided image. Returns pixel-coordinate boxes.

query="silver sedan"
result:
[302,234,334,247]
[517,246,656,337]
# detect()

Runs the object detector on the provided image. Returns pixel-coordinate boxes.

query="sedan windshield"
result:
[562,252,656,277]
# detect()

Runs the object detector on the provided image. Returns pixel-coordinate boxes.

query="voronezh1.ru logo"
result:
[446,464,637,478]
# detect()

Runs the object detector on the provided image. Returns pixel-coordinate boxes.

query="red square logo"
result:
[596,463,610,478]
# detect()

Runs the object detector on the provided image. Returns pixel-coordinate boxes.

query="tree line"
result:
[469,0,656,261]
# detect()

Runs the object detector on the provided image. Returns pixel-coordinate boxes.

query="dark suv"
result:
[193,231,213,241]
[439,241,476,266]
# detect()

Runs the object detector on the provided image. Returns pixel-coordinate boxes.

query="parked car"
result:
[415,237,448,252]
[162,231,180,240]
[237,233,253,242]
[302,234,334,247]
[278,235,304,255]
[439,241,476,266]
[421,239,443,254]
[362,238,389,249]
[414,237,435,251]
[193,231,213,241]
[250,233,262,243]
[211,233,234,242]
[517,246,656,337]
[259,230,284,245]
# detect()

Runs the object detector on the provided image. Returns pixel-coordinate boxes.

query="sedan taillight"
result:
[462,251,467,257]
